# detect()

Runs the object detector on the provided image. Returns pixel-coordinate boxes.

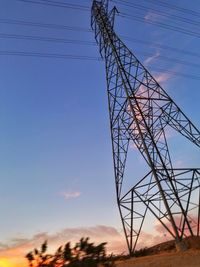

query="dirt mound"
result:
[139,236,200,255]
[115,236,200,267]
[185,236,200,249]
[115,250,200,267]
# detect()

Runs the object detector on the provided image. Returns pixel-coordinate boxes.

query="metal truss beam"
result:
[91,0,200,254]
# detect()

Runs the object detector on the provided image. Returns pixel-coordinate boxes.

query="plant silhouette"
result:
[25,237,115,267]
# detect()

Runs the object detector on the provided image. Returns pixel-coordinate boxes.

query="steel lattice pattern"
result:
[91,0,200,254]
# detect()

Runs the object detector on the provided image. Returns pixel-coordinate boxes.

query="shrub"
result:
[25,238,115,267]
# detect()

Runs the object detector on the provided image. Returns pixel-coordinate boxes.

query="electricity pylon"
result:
[91,0,200,254]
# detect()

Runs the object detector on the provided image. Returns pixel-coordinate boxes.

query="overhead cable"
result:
[2,33,200,69]
[1,50,200,81]
[111,0,200,27]
[120,12,200,39]
[0,33,96,45]
[138,0,200,18]
[0,18,92,32]
[17,0,90,11]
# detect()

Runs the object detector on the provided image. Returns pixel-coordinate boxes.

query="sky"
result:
[0,0,200,266]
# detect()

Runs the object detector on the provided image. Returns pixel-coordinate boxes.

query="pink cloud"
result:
[154,72,173,83]
[154,215,199,238]
[137,231,171,249]
[59,191,81,200]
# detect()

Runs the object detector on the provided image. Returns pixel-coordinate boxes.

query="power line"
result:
[38,0,89,10]
[0,18,92,32]
[1,18,200,59]
[120,12,200,39]
[2,32,200,70]
[135,50,200,69]
[117,0,200,18]
[0,33,96,45]
[39,0,89,9]
[17,0,90,11]
[1,50,200,81]
[111,0,200,27]
[138,0,200,18]
[122,36,200,59]
[0,51,101,60]
[17,0,200,40]
[19,0,200,19]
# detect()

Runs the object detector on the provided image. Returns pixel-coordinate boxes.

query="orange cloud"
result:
[0,257,26,267]
[0,225,126,267]
[2,217,197,266]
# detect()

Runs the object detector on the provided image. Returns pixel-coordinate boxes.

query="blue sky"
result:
[0,0,200,264]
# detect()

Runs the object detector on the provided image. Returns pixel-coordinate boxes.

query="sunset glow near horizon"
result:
[1,0,200,266]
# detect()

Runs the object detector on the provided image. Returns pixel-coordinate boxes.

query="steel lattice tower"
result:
[91,0,200,253]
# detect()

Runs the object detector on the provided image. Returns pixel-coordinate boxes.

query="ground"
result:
[114,236,200,267]
[115,250,200,267]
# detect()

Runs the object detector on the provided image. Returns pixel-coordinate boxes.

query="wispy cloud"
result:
[144,12,162,22]
[173,159,185,168]
[144,51,160,66]
[59,191,81,200]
